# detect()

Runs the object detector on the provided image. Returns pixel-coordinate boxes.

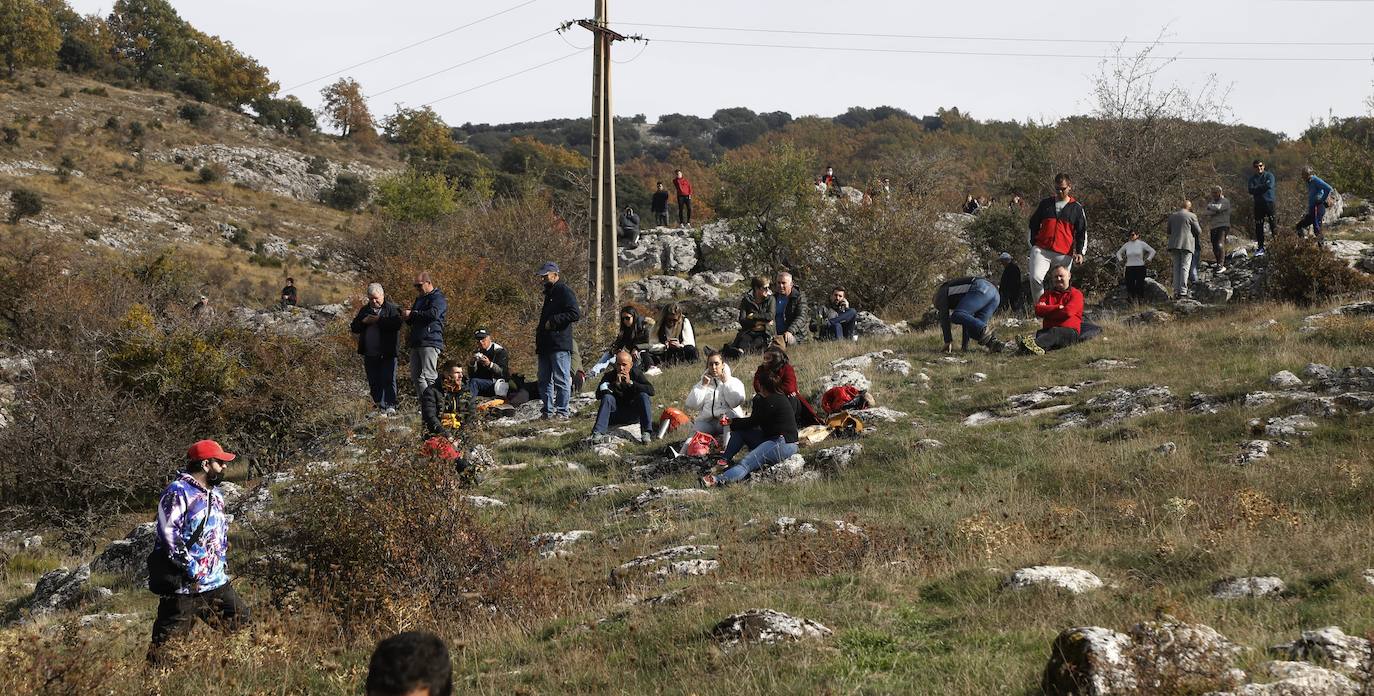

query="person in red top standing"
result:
[673,169,693,227]
[1018,263,1085,355]
[1026,173,1088,302]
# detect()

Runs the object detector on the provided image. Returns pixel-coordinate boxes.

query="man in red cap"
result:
[147,439,251,662]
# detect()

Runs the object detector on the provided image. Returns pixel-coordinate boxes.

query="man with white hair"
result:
[772,271,811,346]
[350,283,404,414]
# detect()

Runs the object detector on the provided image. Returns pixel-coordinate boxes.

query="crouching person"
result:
[1018,263,1087,355]
[422,362,476,438]
[147,440,250,663]
[593,350,656,444]
[933,276,1004,352]
[684,348,746,441]
[701,368,799,486]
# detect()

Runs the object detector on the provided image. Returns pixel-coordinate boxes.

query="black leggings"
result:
[1034,326,1080,352]
[677,196,692,225]
[1124,266,1147,302]
[149,584,250,659]
[1210,227,1228,263]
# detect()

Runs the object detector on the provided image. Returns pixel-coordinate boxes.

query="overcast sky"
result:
[69,0,1374,137]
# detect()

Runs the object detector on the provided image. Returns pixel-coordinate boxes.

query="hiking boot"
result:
[978,329,1001,351]
[1017,334,1044,356]
[639,432,652,445]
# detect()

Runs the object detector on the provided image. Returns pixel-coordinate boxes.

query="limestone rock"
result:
[25,564,97,617]
[879,359,913,376]
[1190,392,1226,414]
[770,516,865,537]
[611,545,718,585]
[624,275,693,304]
[1003,566,1104,594]
[1244,391,1278,408]
[1251,415,1316,439]
[1124,309,1173,325]
[852,407,909,424]
[969,372,988,383]
[710,609,833,647]
[1212,661,1360,696]
[1235,440,1273,465]
[854,311,907,336]
[1044,618,1244,696]
[814,443,862,469]
[461,495,507,509]
[1042,626,1137,695]
[1269,626,1372,677]
[915,439,944,450]
[1211,576,1285,599]
[617,229,697,275]
[581,484,624,500]
[753,454,818,484]
[531,530,594,559]
[1173,298,1206,314]
[697,221,740,272]
[1155,442,1178,455]
[817,368,871,394]
[1269,371,1303,389]
[654,559,720,580]
[1058,385,1175,429]
[620,486,709,512]
[92,522,157,583]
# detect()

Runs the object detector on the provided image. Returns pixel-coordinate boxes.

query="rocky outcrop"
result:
[611,545,719,585]
[91,522,157,584]
[710,609,833,647]
[814,443,863,469]
[1210,576,1285,599]
[617,228,698,275]
[697,221,740,272]
[769,516,865,538]
[530,530,593,559]
[1269,626,1372,679]
[1043,617,1244,695]
[1210,660,1360,695]
[1056,385,1175,429]
[1235,440,1273,465]
[23,565,103,618]
[1004,566,1104,594]
[151,144,389,203]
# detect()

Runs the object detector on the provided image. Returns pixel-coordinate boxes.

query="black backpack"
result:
[146,506,209,596]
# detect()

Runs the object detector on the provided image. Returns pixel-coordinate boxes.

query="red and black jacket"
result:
[1028,196,1088,256]
[1035,287,1084,333]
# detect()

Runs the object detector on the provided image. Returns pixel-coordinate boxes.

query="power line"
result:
[649,37,1374,62]
[611,21,1374,48]
[368,29,557,100]
[419,50,585,108]
[283,0,544,93]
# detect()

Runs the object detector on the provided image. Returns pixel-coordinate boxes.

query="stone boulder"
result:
[752,454,819,484]
[1124,309,1173,326]
[851,407,909,425]
[617,229,698,275]
[854,311,907,337]
[1057,385,1175,429]
[1269,371,1303,389]
[1269,626,1372,678]
[611,545,719,585]
[769,516,865,538]
[1250,415,1316,439]
[1042,626,1137,695]
[24,564,99,617]
[817,368,871,395]
[697,221,740,272]
[91,522,157,583]
[618,486,709,513]
[1192,278,1234,305]
[530,530,594,559]
[1209,660,1360,696]
[1043,618,1244,696]
[1102,277,1172,308]
[1235,440,1273,465]
[1003,566,1104,594]
[710,609,833,647]
[1211,576,1285,599]
[814,443,863,469]
[461,495,507,509]
[624,275,692,304]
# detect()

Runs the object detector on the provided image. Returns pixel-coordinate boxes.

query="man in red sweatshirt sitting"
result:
[1018,263,1084,355]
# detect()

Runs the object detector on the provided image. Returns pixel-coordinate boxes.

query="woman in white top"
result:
[1115,230,1157,304]
[651,303,697,366]
[684,348,746,441]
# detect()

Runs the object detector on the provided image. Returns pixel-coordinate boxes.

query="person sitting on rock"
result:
[599,305,653,372]
[467,329,510,398]
[421,361,475,439]
[816,286,858,341]
[618,205,641,247]
[652,303,698,366]
[592,350,655,444]
[366,631,453,696]
[933,276,1004,353]
[754,343,820,427]
[684,348,746,443]
[1018,263,1088,355]
[279,277,297,308]
[1115,230,1157,305]
[701,368,799,487]
[722,276,773,360]
[773,271,811,346]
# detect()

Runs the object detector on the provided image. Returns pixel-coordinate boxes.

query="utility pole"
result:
[564,3,645,322]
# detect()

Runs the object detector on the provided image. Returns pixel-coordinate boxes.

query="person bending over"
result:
[933,276,1004,353]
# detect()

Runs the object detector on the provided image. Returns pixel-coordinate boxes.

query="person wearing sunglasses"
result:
[1027,173,1088,302]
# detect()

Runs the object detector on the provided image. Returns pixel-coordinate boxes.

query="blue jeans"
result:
[469,377,498,398]
[951,278,1000,348]
[718,435,799,483]
[722,427,766,463]
[537,351,572,417]
[592,392,652,435]
[818,308,858,341]
[362,356,397,409]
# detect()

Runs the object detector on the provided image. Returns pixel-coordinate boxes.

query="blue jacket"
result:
[536,280,581,354]
[1247,171,1276,203]
[406,289,447,349]
[1307,176,1333,209]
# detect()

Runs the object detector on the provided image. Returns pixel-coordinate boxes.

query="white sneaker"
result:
[1255,249,1265,257]
[645,366,663,376]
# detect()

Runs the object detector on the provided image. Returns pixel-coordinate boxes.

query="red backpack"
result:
[821,385,861,415]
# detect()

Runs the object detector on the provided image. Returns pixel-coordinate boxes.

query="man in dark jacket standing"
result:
[592,350,656,444]
[773,271,811,346]
[673,169,693,227]
[1027,173,1088,302]
[1247,159,1276,256]
[650,182,670,227]
[467,329,510,398]
[996,252,1024,314]
[403,272,446,403]
[350,283,404,414]
[535,262,581,420]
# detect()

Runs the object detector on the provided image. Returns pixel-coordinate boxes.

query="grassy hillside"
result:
[2,297,1371,694]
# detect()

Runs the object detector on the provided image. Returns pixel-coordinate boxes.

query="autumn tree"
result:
[712,142,819,274]
[185,30,275,108]
[106,0,194,78]
[382,105,458,166]
[319,77,375,140]
[0,0,62,77]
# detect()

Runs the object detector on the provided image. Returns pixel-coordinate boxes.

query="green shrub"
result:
[965,207,1026,265]
[8,188,43,223]
[320,172,371,210]
[176,103,209,126]
[374,169,457,222]
[198,164,224,184]
[305,155,329,176]
[1264,234,1373,305]
[78,86,108,97]
[103,116,120,130]
[2,127,18,145]
[56,155,75,183]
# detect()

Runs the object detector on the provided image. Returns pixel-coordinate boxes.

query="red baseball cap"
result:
[187,439,236,463]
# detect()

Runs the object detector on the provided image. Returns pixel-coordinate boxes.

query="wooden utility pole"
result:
[571,3,642,321]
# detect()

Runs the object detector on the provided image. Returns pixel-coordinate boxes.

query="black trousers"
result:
[1035,326,1080,352]
[1124,266,1147,302]
[1252,199,1275,250]
[677,196,692,225]
[654,211,668,227]
[149,584,251,655]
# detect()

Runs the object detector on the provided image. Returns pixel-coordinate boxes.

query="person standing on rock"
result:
[467,329,509,398]
[535,262,580,420]
[685,348,746,443]
[350,283,404,414]
[1247,159,1276,256]
[933,276,1004,353]
[1204,185,1232,271]
[996,252,1025,315]
[403,272,447,403]
[650,182,670,228]
[147,439,250,663]
[618,205,640,247]
[365,631,454,696]
[592,350,655,444]
[1027,173,1088,302]
[701,367,799,487]
[673,169,693,227]
[279,277,297,309]
[1017,263,1086,355]
[1114,230,1157,305]
[722,276,773,360]
[1295,166,1334,245]
[1166,200,1202,299]
[773,271,811,346]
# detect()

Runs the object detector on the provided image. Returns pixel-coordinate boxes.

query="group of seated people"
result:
[936,262,1099,355]
[723,272,858,360]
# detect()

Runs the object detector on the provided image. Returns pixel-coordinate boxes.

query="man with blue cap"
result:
[534,262,580,419]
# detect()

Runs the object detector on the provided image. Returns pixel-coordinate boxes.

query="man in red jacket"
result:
[1027,173,1088,302]
[673,169,693,227]
[1018,263,1084,355]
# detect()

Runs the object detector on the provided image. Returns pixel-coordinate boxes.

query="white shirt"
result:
[1115,239,1157,267]
[1055,199,1069,213]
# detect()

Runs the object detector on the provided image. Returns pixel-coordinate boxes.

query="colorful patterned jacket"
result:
[154,473,230,594]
